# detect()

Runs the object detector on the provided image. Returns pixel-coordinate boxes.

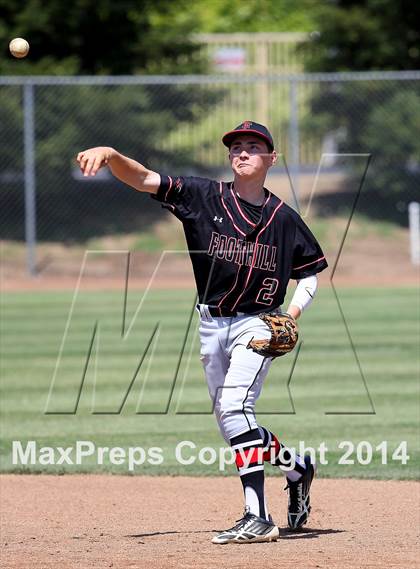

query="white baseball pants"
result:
[197,306,273,442]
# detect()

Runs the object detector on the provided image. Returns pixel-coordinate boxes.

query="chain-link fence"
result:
[0,71,419,275]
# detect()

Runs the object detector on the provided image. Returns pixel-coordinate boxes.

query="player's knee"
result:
[217,396,243,418]
[215,404,257,441]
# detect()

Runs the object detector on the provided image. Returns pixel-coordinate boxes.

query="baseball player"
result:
[77,121,327,544]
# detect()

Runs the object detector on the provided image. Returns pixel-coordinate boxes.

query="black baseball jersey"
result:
[152,175,328,314]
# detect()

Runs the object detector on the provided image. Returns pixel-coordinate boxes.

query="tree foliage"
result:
[305,0,420,71]
[0,1,222,241]
[190,0,319,33]
[0,0,206,75]
[301,0,420,224]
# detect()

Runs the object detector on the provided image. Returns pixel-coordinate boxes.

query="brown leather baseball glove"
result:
[247,312,299,358]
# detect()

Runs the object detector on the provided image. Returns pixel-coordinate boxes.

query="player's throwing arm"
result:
[77,147,160,193]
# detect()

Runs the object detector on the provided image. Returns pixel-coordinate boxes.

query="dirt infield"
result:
[1,476,418,569]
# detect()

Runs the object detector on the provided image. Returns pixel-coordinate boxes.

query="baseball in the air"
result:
[9,38,30,59]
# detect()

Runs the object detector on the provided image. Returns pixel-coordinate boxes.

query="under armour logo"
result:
[213,215,223,223]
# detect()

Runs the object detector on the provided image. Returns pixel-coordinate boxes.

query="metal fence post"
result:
[256,41,269,125]
[288,79,300,211]
[408,202,420,266]
[23,82,37,276]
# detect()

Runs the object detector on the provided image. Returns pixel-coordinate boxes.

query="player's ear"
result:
[269,150,277,167]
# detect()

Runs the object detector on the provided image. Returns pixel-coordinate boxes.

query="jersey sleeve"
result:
[151,174,211,221]
[291,216,328,280]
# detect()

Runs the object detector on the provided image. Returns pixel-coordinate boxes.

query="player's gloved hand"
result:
[247,312,299,358]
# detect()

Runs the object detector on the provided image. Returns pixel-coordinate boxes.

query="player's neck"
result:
[232,177,266,205]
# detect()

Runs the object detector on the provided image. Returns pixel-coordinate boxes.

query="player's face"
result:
[229,136,276,179]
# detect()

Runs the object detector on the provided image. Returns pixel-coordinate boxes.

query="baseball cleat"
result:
[285,454,316,530]
[212,508,279,544]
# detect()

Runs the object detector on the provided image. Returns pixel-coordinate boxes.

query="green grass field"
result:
[1,285,418,479]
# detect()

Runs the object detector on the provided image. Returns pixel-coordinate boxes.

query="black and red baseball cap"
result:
[222,121,274,152]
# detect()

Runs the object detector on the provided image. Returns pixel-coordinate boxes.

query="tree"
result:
[305,0,420,71]
[301,0,420,225]
[0,0,206,75]
[0,1,223,241]
[190,0,320,33]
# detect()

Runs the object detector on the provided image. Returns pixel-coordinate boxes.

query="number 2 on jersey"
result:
[256,277,279,305]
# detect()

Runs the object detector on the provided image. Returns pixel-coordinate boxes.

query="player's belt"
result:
[209,305,242,317]
[197,304,247,318]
